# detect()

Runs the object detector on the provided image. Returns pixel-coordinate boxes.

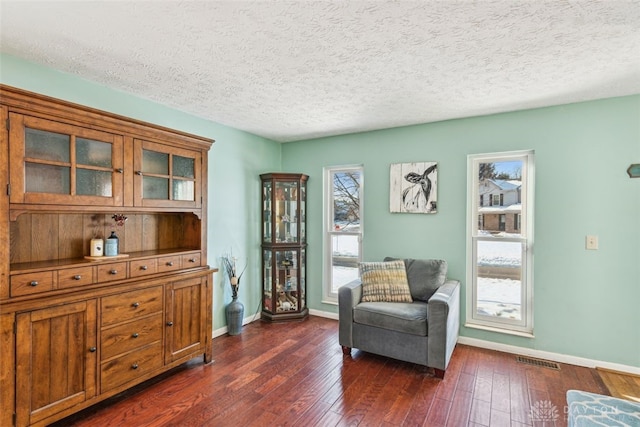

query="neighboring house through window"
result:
[467,150,535,336]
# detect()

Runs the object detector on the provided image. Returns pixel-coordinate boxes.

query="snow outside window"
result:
[323,166,363,304]
[467,151,535,336]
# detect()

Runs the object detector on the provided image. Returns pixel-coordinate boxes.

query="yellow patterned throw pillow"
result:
[360,260,413,303]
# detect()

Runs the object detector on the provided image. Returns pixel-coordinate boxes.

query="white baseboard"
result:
[212,314,261,338]
[213,310,336,338]
[213,310,338,337]
[309,308,339,320]
[457,336,640,376]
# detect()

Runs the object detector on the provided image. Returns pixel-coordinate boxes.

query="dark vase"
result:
[226,297,244,335]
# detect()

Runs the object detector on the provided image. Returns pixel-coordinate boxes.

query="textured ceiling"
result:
[1,1,639,142]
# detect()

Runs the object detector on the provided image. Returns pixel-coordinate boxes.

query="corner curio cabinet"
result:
[261,173,308,322]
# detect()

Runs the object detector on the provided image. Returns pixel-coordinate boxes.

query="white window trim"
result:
[322,165,363,304]
[466,150,535,336]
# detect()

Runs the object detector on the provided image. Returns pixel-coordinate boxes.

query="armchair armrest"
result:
[427,279,460,371]
[338,279,362,348]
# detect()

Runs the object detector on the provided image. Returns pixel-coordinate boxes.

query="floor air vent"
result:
[516,356,560,370]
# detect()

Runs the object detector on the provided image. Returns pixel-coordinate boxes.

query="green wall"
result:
[282,96,640,368]
[0,54,282,332]
[3,53,639,368]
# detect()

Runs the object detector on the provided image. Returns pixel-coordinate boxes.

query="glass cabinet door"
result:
[263,249,273,312]
[263,181,272,243]
[275,181,299,243]
[134,139,201,208]
[300,248,306,310]
[9,113,123,206]
[263,249,302,314]
[300,181,306,244]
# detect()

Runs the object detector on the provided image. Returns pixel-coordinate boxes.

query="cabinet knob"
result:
[188,258,196,263]
[166,321,173,326]
[115,168,124,174]
[89,347,97,353]
[73,275,82,280]
[132,363,139,370]
[109,270,118,275]
[135,171,143,176]
[132,333,139,338]
[132,302,140,308]
[140,265,148,271]
[29,281,38,286]
[166,261,173,267]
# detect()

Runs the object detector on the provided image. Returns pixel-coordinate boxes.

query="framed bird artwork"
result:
[390,162,438,213]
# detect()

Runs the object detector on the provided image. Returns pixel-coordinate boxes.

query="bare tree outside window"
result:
[333,171,360,230]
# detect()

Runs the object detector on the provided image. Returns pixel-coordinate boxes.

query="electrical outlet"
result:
[586,235,598,250]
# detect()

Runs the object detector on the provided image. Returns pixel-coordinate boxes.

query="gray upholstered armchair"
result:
[338,258,460,378]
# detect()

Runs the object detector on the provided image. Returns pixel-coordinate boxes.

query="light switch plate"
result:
[586,235,598,250]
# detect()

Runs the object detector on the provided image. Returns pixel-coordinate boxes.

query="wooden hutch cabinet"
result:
[0,86,216,427]
[260,173,308,322]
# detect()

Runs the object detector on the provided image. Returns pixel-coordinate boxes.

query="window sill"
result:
[464,322,535,339]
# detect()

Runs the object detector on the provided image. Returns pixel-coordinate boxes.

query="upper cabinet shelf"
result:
[9,112,125,206]
[133,139,201,209]
[2,85,212,212]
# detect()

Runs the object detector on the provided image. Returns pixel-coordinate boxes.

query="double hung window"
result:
[467,151,534,335]
[323,166,363,303]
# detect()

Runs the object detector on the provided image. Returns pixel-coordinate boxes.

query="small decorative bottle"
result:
[90,238,104,257]
[105,231,119,256]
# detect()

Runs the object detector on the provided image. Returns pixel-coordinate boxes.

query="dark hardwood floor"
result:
[52,316,609,427]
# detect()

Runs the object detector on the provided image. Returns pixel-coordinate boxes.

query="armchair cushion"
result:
[354,301,428,336]
[359,260,413,302]
[385,257,448,302]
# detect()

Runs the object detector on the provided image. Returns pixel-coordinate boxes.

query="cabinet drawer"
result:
[182,253,201,268]
[101,313,163,360]
[158,255,181,273]
[97,262,128,282]
[129,258,158,277]
[101,286,163,327]
[100,342,163,392]
[58,266,94,289]
[10,271,54,297]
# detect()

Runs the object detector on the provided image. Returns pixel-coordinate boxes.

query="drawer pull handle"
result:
[166,321,173,327]
[132,363,139,370]
[140,265,148,271]
[30,281,38,287]
[132,333,139,338]
[188,258,196,263]
[74,275,82,280]
[115,168,124,174]
[135,171,143,176]
[166,261,174,267]
[132,302,140,308]
[109,270,118,275]
[89,347,97,353]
